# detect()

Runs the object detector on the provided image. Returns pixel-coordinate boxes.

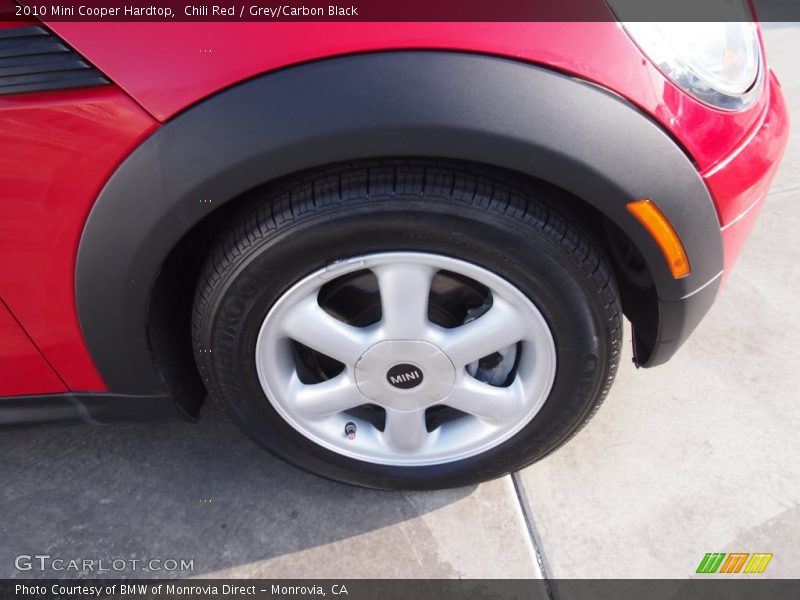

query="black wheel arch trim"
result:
[76,50,724,395]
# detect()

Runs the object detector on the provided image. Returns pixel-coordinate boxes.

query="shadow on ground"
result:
[0,402,472,578]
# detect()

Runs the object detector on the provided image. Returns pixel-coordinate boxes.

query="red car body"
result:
[0,19,789,417]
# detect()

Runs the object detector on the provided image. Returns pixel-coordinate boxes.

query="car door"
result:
[0,298,65,397]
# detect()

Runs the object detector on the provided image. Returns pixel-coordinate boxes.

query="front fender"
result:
[76,51,723,394]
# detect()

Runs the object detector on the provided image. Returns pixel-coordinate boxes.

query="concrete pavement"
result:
[517,24,800,578]
[0,407,539,578]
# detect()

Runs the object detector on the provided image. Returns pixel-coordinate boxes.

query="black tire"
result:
[192,160,622,490]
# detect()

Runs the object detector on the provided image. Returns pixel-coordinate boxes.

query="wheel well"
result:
[147,158,658,414]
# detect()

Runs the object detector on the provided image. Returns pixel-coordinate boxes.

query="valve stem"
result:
[345,421,357,440]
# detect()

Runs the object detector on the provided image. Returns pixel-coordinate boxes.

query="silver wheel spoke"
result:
[383,408,429,453]
[373,262,436,338]
[256,252,556,466]
[290,372,363,418]
[282,296,372,366]
[438,298,524,367]
[443,377,525,423]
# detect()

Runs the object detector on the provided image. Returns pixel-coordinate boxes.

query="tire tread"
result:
[192,159,622,483]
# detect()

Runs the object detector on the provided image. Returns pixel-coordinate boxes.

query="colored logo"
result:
[696,552,773,574]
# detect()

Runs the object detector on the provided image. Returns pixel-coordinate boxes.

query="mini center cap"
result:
[355,340,455,411]
[386,363,423,389]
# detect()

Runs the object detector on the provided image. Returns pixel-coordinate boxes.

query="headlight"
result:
[622,21,763,111]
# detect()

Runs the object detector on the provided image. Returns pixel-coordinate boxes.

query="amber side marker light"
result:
[626,199,691,278]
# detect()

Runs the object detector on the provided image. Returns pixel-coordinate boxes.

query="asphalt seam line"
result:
[511,471,556,599]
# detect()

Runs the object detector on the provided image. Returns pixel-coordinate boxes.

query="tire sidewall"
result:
[198,197,614,489]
